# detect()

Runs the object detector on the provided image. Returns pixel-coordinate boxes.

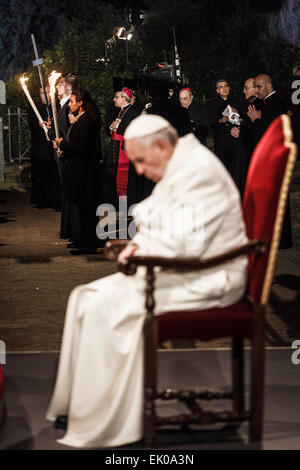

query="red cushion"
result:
[0,365,3,398]
[243,115,290,302]
[156,117,292,344]
[0,365,4,421]
[157,299,253,343]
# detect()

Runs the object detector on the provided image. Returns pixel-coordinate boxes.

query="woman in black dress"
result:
[54,88,101,255]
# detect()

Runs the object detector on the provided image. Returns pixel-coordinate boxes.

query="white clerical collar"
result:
[264,91,276,100]
[60,96,70,108]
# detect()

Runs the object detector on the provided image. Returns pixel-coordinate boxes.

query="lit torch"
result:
[19,76,48,135]
[48,71,62,139]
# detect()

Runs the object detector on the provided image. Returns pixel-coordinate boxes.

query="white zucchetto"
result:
[124,114,171,140]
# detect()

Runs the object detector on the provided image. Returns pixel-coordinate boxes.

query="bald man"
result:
[248,74,292,249]
[179,88,208,144]
[247,74,285,145]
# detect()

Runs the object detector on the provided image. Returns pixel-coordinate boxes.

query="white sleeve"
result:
[131,169,231,259]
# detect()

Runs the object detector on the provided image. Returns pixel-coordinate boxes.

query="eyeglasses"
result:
[217,85,229,89]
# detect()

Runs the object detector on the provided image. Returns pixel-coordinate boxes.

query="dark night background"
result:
[0,0,299,105]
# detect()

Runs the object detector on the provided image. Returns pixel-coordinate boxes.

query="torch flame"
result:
[20,75,29,88]
[49,71,62,96]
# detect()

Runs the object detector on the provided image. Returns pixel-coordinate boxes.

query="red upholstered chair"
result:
[105,114,297,446]
[0,365,4,423]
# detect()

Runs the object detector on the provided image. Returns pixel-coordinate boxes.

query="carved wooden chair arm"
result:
[104,239,130,261]
[117,239,266,275]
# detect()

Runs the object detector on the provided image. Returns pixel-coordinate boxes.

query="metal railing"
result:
[4,107,30,164]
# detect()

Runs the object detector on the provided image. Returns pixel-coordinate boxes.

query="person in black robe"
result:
[28,86,60,209]
[54,88,101,255]
[239,78,261,167]
[247,74,286,146]
[49,73,81,243]
[145,81,191,137]
[103,88,144,211]
[206,78,242,176]
[141,80,190,197]
[48,74,78,182]
[103,90,143,136]
[179,87,208,144]
[247,74,292,249]
[229,77,261,196]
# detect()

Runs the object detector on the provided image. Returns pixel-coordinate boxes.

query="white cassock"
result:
[46,134,249,448]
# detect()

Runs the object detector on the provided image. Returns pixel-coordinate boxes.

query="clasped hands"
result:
[53,138,63,157]
[247,105,262,122]
[110,119,120,132]
[52,137,63,149]
[230,126,240,139]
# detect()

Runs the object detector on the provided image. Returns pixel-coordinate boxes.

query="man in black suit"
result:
[247,74,285,145]
[144,81,190,198]
[48,74,79,180]
[247,73,292,249]
[207,78,241,174]
[52,73,81,241]
[230,77,260,195]
[179,87,208,145]
[56,74,80,143]
[146,81,191,137]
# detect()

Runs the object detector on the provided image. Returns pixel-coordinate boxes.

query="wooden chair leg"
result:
[232,337,244,414]
[143,317,158,447]
[143,267,158,447]
[143,389,157,447]
[250,305,265,441]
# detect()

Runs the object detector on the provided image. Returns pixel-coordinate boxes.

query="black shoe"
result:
[67,241,80,248]
[54,415,68,430]
[69,248,98,255]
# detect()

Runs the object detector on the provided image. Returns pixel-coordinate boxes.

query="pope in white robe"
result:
[46,115,248,448]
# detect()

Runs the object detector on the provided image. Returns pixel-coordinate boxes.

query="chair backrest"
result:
[242,115,297,304]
